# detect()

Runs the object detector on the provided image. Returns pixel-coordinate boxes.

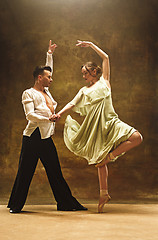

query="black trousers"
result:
[7,128,81,211]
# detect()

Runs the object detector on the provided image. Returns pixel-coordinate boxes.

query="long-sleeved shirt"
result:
[22,52,57,139]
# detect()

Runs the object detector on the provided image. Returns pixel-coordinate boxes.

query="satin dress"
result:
[64,75,136,165]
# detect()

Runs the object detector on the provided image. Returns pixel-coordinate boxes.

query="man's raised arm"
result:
[46,40,57,72]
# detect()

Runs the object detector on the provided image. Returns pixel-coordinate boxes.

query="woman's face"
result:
[81,66,96,84]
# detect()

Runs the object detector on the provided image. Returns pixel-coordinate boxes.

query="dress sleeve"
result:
[69,89,83,106]
[22,91,50,122]
[45,52,53,73]
[68,88,89,116]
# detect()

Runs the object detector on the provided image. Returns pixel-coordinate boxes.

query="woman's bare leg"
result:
[96,131,142,211]
[96,131,143,167]
[97,165,111,213]
[98,165,108,192]
[112,131,143,158]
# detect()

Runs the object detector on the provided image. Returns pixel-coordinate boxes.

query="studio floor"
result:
[0,203,158,240]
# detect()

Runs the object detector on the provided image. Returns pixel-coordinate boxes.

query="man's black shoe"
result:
[57,205,88,211]
[9,209,21,214]
[75,205,88,211]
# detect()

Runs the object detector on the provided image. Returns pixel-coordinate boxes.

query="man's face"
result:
[40,70,53,87]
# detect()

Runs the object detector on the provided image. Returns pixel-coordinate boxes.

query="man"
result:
[7,40,87,213]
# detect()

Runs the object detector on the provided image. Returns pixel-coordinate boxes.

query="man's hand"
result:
[49,114,61,122]
[48,40,57,54]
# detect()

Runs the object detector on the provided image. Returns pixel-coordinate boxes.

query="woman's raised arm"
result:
[76,40,110,82]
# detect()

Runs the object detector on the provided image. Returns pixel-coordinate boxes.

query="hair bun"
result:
[96,66,102,74]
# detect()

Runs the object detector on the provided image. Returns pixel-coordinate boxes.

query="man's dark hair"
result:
[33,65,52,79]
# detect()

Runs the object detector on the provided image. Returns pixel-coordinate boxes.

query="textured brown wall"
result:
[0,0,158,204]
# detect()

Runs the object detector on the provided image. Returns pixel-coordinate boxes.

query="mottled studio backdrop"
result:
[0,0,158,204]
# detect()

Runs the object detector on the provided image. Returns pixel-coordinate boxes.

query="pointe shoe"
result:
[95,153,115,168]
[98,191,111,213]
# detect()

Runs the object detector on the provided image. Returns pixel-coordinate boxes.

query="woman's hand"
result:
[48,40,57,54]
[76,40,92,48]
[49,113,61,122]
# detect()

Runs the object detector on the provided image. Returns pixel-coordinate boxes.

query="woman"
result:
[51,40,143,213]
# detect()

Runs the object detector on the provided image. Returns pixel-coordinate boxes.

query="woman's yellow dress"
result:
[64,75,136,165]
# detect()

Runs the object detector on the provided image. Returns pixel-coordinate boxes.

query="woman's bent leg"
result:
[112,131,143,158]
[96,131,143,167]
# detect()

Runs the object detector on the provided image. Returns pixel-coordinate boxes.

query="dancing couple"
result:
[8,40,142,214]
